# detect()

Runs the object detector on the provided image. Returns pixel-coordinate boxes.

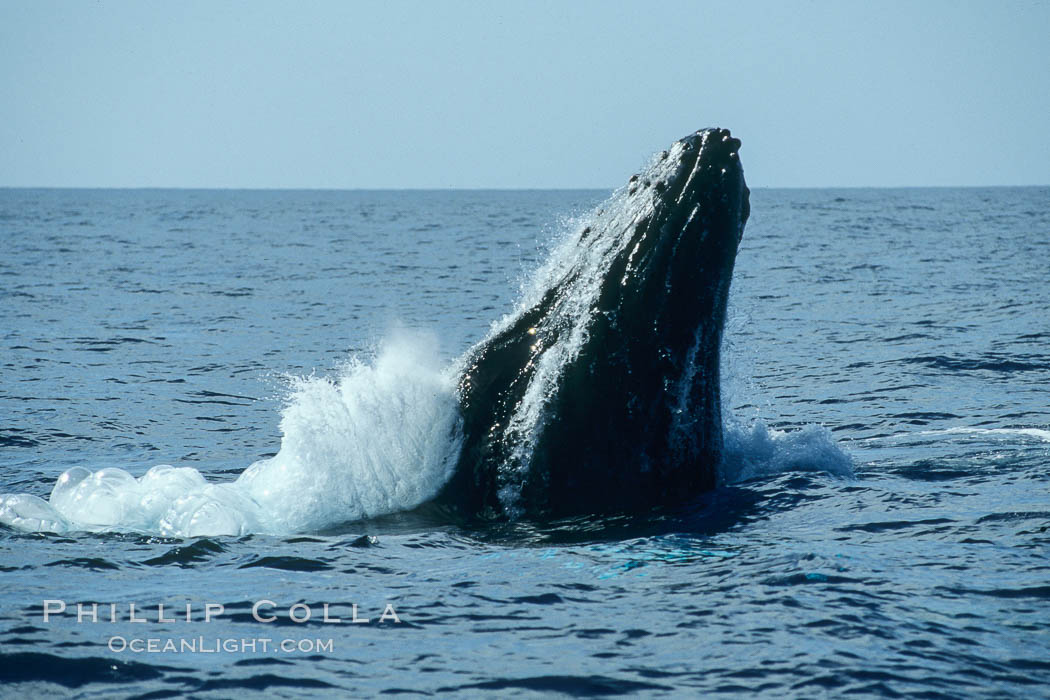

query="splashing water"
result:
[0,193,854,537]
[0,333,462,537]
[721,419,854,485]
[0,332,852,537]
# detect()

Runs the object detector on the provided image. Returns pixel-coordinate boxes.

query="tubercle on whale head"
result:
[610,129,749,298]
[653,128,749,233]
[602,128,749,338]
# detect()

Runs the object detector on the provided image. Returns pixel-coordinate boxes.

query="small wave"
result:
[918,427,1050,442]
[43,557,120,571]
[938,585,1050,600]
[141,538,227,567]
[238,556,333,572]
[0,431,38,448]
[856,425,1050,445]
[895,353,1049,373]
[0,651,180,687]
[437,675,672,695]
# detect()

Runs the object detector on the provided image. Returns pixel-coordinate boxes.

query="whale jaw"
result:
[439,128,750,520]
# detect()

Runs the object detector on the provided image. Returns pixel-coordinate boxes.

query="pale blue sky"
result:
[1,1,1047,188]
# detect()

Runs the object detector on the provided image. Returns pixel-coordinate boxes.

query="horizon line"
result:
[1,183,1048,192]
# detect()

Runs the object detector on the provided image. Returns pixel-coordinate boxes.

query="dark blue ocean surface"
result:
[1,187,1048,697]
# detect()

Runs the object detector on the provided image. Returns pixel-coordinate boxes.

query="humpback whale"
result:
[436,128,750,520]
[0,127,748,537]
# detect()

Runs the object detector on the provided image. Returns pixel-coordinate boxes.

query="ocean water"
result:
[1,185,1048,697]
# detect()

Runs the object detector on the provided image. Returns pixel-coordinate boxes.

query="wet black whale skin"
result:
[436,128,750,519]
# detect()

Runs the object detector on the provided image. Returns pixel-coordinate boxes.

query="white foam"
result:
[720,418,855,485]
[854,426,1050,446]
[919,426,1050,442]
[0,331,462,537]
[237,330,462,533]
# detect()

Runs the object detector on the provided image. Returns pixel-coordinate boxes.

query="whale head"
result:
[442,128,750,519]
[612,128,750,326]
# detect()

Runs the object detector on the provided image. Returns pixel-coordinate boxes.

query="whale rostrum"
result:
[435,128,750,519]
